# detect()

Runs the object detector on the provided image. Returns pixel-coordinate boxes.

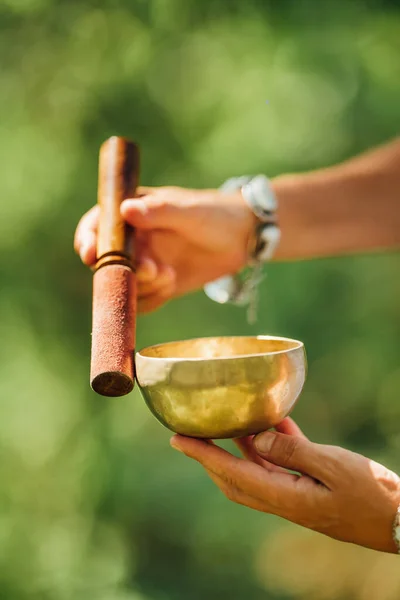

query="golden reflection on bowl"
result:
[135,336,306,439]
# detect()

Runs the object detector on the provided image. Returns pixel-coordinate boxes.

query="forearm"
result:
[273,138,400,261]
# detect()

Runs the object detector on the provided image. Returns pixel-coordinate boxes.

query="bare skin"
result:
[171,418,400,554]
[74,138,400,552]
[74,138,400,312]
[74,185,257,313]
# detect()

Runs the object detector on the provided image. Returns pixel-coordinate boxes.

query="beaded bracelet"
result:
[203,175,280,324]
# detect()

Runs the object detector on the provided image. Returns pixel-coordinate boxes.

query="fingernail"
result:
[121,199,148,215]
[136,258,157,282]
[254,431,275,454]
[170,438,183,453]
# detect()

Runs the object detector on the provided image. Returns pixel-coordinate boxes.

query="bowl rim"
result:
[136,335,305,363]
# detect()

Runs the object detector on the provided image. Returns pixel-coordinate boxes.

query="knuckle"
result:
[148,198,170,213]
[220,472,237,489]
[276,435,300,465]
[153,197,167,208]
[323,445,354,477]
[224,486,238,503]
[370,461,400,490]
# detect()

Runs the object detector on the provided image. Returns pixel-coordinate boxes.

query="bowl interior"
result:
[137,336,302,361]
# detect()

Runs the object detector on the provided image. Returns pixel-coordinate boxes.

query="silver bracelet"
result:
[393,504,400,553]
[203,175,280,324]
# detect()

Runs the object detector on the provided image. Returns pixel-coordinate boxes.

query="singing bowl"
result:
[135,335,307,439]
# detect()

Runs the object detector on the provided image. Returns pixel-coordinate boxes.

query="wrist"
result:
[270,173,309,261]
[376,487,400,554]
[391,494,400,554]
[232,188,259,268]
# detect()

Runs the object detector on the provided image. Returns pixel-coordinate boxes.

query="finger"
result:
[74,187,154,253]
[233,437,286,473]
[134,227,158,283]
[137,286,174,314]
[137,267,177,313]
[136,257,159,283]
[275,417,308,440]
[253,431,338,488]
[204,469,269,512]
[170,435,300,511]
[74,205,99,264]
[121,187,190,231]
[136,186,155,197]
[138,266,176,298]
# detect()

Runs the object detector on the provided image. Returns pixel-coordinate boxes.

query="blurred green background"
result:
[1,0,400,598]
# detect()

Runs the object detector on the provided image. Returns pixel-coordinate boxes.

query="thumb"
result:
[253,431,335,486]
[121,188,189,230]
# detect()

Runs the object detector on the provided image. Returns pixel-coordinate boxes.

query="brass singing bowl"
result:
[135,335,306,439]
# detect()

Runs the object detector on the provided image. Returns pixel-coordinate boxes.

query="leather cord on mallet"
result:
[90,136,140,396]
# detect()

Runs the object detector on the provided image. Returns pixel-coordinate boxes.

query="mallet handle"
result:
[90,136,140,397]
[96,137,140,268]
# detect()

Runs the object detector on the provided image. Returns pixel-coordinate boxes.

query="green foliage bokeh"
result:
[0,1,399,598]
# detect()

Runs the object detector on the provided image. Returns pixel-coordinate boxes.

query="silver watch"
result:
[204,175,280,323]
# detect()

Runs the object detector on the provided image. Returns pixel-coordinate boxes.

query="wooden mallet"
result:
[90,136,140,396]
